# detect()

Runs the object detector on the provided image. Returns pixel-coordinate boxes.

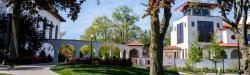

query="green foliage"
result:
[59,44,75,58]
[4,0,85,21]
[113,47,120,58]
[99,45,120,58]
[80,45,94,56]
[81,16,112,41]
[207,35,226,63]
[81,6,142,44]
[99,46,110,58]
[188,36,203,64]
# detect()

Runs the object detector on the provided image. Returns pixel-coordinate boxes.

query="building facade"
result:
[166,2,249,60]
[0,0,66,40]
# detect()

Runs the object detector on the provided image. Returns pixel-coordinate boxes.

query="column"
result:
[75,46,80,58]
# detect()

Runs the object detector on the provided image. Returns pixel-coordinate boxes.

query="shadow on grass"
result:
[51,64,178,75]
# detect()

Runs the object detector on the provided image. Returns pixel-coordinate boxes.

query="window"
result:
[192,9,210,16]
[197,21,214,42]
[201,9,210,16]
[192,22,195,27]
[177,23,184,44]
[193,9,202,16]
[217,23,220,28]
[184,9,191,16]
[248,34,250,41]
[55,25,59,39]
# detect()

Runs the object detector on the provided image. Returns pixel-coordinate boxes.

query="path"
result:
[0,63,59,75]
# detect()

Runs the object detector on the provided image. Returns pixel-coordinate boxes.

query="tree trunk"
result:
[149,11,163,75]
[241,6,250,74]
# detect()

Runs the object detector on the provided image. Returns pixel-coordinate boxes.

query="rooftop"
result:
[127,41,144,46]
[175,2,218,12]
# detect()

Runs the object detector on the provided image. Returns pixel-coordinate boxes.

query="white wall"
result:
[171,16,223,48]
[222,29,250,44]
[187,16,223,48]
[38,10,62,39]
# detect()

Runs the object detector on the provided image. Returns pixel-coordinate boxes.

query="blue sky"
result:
[59,0,217,39]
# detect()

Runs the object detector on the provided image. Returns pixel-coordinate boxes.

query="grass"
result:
[51,64,179,75]
[0,73,11,75]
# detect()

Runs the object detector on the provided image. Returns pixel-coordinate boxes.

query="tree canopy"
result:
[81,6,143,44]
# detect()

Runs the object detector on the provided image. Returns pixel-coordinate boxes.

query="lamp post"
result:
[222,55,225,75]
[231,35,241,75]
[6,5,16,67]
[90,34,94,60]
[174,51,176,67]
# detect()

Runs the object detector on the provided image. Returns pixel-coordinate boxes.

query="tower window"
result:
[192,22,195,27]
[197,21,214,42]
[177,23,184,44]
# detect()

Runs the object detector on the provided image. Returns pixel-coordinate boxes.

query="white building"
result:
[0,1,66,39]
[166,2,247,60]
[0,1,66,57]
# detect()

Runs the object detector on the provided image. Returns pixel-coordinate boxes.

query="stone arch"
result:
[231,49,242,59]
[80,45,94,58]
[112,47,120,58]
[39,43,55,57]
[142,46,149,58]
[58,44,75,61]
[129,49,138,58]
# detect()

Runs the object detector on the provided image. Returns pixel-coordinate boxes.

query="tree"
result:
[81,6,142,44]
[81,16,112,41]
[188,35,203,70]
[111,6,140,44]
[207,34,226,72]
[216,0,250,74]
[99,46,110,58]
[59,44,75,59]
[145,0,174,75]
[18,14,45,57]
[2,0,85,59]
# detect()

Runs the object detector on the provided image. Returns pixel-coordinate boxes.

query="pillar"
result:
[94,46,100,57]
[138,47,143,58]
[75,46,81,58]
[53,45,59,63]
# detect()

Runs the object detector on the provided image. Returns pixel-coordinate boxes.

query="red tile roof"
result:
[164,46,182,50]
[175,2,218,12]
[220,22,232,31]
[127,41,144,46]
[219,43,238,47]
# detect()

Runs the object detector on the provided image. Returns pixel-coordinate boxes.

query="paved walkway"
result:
[0,63,59,75]
[179,72,245,75]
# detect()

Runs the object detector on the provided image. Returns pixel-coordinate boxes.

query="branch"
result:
[160,0,172,37]
[235,0,243,25]
[217,0,237,28]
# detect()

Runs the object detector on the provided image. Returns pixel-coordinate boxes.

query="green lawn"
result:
[0,73,11,75]
[51,64,179,75]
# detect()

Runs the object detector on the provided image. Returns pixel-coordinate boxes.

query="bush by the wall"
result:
[66,57,133,67]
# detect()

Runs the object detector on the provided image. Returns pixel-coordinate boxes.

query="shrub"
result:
[39,50,47,63]
[59,44,75,59]
[66,57,82,64]
[225,68,238,73]
[182,63,192,72]
[47,54,53,62]
[80,45,94,57]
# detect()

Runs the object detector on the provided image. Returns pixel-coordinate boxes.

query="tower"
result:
[170,2,222,59]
